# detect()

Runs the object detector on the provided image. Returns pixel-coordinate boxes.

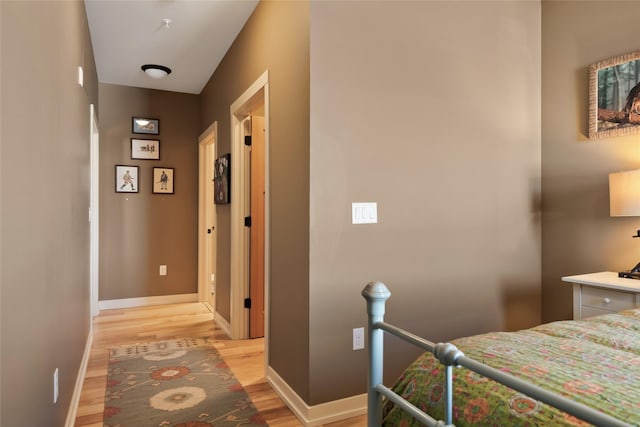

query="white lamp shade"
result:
[609,169,640,216]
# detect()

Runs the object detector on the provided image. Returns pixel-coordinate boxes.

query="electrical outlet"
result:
[159,265,167,276]
[353,327,365,350]
[53,368,59,403]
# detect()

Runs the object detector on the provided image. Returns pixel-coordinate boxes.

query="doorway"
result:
[198,123,218,311]
[230,71,270,342]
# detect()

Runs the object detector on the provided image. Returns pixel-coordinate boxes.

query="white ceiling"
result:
[84,0,259,95]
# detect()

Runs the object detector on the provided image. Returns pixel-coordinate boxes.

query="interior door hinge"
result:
[244,135,252,146]
[244,216,252,227]
[244,298,252,309]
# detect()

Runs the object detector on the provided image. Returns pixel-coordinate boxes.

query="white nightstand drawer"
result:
[581,286,635,312]
[580,305,616,319]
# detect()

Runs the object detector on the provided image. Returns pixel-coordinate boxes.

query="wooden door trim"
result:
[198,122,217,311]
[89,104,100,320]
[230,70,270,347]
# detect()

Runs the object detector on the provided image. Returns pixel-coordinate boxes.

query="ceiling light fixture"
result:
[141,64,172,79]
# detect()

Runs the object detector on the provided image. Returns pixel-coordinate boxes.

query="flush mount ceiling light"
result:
[141,64,172,79]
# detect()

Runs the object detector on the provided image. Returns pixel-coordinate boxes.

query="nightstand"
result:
[562,272,640,320]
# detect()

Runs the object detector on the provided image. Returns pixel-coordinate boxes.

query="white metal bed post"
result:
[362,282,391,427]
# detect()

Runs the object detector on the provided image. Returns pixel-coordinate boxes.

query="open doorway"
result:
[230,71,270,345]
[198,123,218,312]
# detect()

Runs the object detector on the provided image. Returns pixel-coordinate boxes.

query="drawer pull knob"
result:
[603,297,611,304]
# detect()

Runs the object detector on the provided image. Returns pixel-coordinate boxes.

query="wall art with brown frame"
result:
[152,167,174,194]
[589,50,640,139]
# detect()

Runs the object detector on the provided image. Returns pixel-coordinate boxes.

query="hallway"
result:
[73,303,300,426]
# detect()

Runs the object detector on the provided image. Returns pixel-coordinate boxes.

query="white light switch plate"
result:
[352,202,377,224]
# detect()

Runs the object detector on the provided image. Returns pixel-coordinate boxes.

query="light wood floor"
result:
[74,302,366,427]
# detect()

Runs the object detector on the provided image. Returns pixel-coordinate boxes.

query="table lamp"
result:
[609,169,640,278]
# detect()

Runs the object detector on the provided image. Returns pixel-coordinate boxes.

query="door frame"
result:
[198,122,218,311]
[230,70,270,342]
[89,103,100,320]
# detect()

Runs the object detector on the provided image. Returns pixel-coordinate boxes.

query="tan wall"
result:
[200,0,311,401]
[99,84,200,300]
[0,1,98,424]
[310,1,542,403]
[541,1,640,321]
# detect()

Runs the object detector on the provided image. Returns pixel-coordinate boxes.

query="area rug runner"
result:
[103,337,267,427]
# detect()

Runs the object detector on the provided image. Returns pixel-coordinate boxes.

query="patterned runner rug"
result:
[103,337,267,427]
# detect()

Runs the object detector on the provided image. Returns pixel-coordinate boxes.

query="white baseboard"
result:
[99,293,198,310]
[214,311,232,337]
[266,366,367,426]
[65,327,93,427]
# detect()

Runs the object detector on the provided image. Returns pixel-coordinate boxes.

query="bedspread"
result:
[383,309,640,426]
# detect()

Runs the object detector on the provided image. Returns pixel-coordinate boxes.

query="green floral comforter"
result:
[383,309,640,426]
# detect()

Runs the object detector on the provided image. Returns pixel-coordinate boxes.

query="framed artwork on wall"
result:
[589,50,640,139]
[132,117,159,135]
[115,165,139,193]
[131,138,160,160]
[153,167,174,194]
[214,153,230,204]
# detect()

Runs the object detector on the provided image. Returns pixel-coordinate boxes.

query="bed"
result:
[362,282,639,427]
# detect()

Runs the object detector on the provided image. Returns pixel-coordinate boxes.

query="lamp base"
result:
[618,261,640,279]
[618,271,640,279]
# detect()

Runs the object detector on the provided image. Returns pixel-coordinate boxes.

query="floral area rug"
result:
[103,337,267,427]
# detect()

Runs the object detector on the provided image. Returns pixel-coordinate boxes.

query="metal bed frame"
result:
[362,281,633,427]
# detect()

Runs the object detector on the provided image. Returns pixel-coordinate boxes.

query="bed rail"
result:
[362,281,633,427]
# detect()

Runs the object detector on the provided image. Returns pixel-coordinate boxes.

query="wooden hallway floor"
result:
[73,302,366,427]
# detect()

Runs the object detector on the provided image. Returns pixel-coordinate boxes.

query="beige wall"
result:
[99,84,200,300]
[541,1,640,321]
[0,1,98,425]
[310,1,541,403]
[200,0,311,400]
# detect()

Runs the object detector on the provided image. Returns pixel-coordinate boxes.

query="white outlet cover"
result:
[353,327,365,350]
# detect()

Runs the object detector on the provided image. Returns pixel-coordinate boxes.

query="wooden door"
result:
[249,115,265,338]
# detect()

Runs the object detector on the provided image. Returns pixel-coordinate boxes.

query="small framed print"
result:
[153,167,174,194]
[132,117,159,135]
[131,138,160,160]
[115,165,138,193]
[214,153,230,204]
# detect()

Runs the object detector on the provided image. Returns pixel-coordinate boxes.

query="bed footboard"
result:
[362,281,633,427]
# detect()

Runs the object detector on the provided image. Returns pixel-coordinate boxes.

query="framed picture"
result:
[589,50,640,139]
[132,117,159,135]
[131,138,160,160]
[115,165,139,193]
[214,153,230,204]
[153,167,174,194]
